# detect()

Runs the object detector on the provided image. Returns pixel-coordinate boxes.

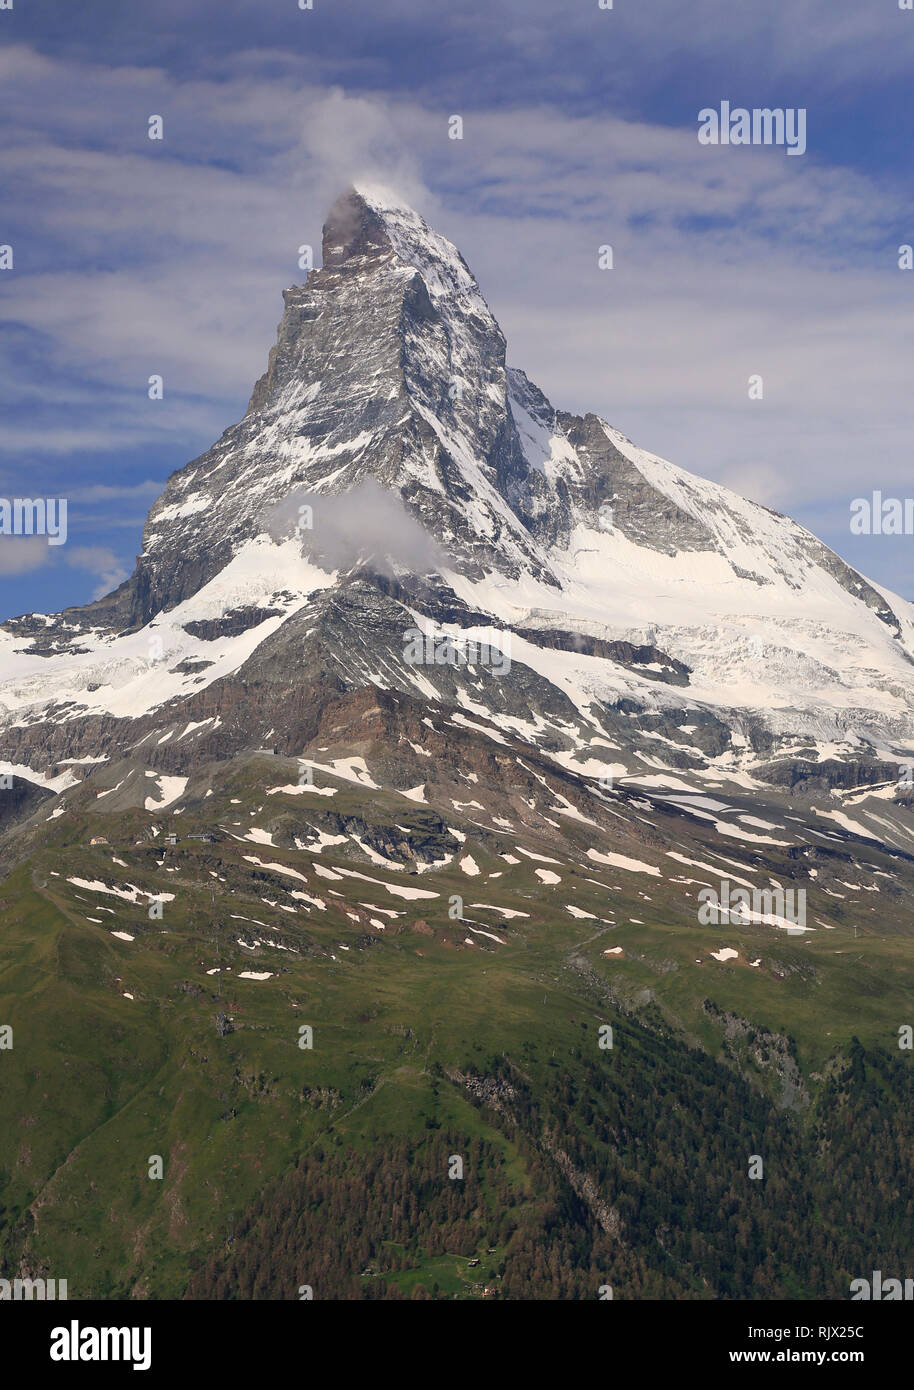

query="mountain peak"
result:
[321,185,398,267]
[322,185,485,311]
[6,182,912,786]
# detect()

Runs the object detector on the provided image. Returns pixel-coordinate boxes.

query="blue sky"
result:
[1,0,913,617]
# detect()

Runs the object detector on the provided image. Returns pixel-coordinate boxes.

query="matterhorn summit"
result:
[2,185,913,845]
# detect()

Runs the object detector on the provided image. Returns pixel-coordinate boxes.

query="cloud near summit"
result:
[265,480,447,576]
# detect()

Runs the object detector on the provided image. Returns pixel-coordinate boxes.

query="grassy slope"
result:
[2,764,914,1298]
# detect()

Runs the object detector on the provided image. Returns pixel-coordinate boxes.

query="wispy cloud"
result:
[0,537,51,576]
[71,480,165,502]
[65,545,130,601]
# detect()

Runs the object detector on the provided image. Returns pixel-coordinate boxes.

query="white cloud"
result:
[66,546,130,599]
[71,480,165,501]
[0,538,52,576]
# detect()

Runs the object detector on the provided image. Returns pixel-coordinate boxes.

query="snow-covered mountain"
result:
[7,186,914,1314]
[2,184,914,837]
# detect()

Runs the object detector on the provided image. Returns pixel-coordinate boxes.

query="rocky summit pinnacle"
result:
[1,187,914,831]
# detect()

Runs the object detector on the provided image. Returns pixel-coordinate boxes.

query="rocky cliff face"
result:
[123,186,556,627]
